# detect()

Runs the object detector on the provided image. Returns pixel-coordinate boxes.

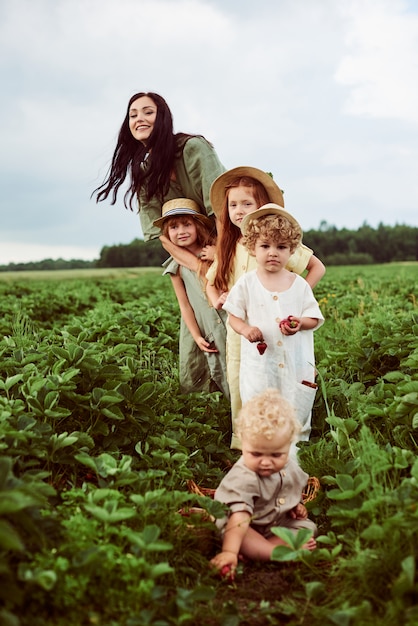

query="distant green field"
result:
[0,266,163,282]
[0,261,416,283]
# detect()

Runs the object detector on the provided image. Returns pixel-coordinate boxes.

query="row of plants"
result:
[0,264,417,625]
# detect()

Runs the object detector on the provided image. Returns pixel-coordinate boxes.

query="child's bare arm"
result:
[210,510,251,572]
[305,254,326,289]
[206,282,228,309]
[160,235,199,272]
[170,274,217,352]
[228,313,263,343]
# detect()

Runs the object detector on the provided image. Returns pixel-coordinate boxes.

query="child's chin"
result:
[258,469,274,476]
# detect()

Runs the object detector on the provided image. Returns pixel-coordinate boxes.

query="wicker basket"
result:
[187,476,320,504]
[302,476,321,504]
[186,479,216,499]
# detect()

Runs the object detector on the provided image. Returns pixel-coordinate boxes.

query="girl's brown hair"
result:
[162,215,216,279]
[213,177,270,292]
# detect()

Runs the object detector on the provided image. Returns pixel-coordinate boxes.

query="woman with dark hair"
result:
[94,92,225,250]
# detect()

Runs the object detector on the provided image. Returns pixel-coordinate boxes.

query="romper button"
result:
[275,317,281,323]
[273,295,278,301]
[279,498,285,505]
[277,341,283,347]
[279,363,285,368]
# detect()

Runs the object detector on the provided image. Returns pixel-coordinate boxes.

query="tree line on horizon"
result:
[1,222,417,272]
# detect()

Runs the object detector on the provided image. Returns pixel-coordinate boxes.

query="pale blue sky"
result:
[1,0,417,263]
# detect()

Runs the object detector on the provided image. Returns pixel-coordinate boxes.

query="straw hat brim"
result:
[153,198,213,229]
[210,166,284,218]
[240,203,302,236]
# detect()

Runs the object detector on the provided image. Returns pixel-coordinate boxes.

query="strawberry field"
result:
[0,263,417,626]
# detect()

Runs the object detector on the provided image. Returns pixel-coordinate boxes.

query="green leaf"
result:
[133,382,156,404]
[44,407,72,419]
[0,457,13,488]
[411,459,418,482]
[396,392,418,409]
[270,527,313,551]
[96,390,124,406]
[50,346,70,361]
[148,562,174,577]
[84,504,136,523]
[101,406,125,420]
[382,371,406,382]
[400,381,418,394]
[0,491,43,514]
[335,474,354,491]
[271,545,302,561]
[364,406,386,417]
[0,374,23,392]
[142,524,162,544]
[74,452,97,472]
[44,391,59,410]
[400,555,415,587]
[0,520,25,551]
[50,432,79,451]
[392,555,416,597]
[360,524,385,541]
[33,570,57,591]
[305,581,325,600]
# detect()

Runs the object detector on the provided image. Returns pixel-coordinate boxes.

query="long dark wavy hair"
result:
[93,92,194,210]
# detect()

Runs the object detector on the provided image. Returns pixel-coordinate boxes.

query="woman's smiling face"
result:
[128,95,157,144]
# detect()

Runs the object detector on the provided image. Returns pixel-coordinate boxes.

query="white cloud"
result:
[335,0,418,123]
[0,243,100,265]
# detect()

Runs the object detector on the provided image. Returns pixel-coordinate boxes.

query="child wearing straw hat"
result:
[154,199,229,398]
[205,167,325,448]
[222,204,324,443]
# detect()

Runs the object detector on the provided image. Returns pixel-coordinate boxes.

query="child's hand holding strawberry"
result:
[279,315,301,335]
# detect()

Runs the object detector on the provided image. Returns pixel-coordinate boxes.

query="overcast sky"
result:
[1,0,417,264]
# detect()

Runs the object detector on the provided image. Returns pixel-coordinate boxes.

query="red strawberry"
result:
[287,316,297,329]
[257,341,267,355]
[220,564,235,581]
[280,316,297,330]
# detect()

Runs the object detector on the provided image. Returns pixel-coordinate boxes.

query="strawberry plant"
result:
[0,263,417,625]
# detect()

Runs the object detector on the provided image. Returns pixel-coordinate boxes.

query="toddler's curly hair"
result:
[244,214,302,254]
[236,388,301,442]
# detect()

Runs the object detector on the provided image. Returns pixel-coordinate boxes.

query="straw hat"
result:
[153,198,213,229]
[210,166,284,218]
[241,203,302,236]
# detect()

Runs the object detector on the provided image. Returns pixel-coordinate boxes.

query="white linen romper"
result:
[223,270,324,440]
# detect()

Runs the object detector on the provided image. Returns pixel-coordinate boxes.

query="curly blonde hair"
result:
[243,214,302,255]
[236,388,301,442]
